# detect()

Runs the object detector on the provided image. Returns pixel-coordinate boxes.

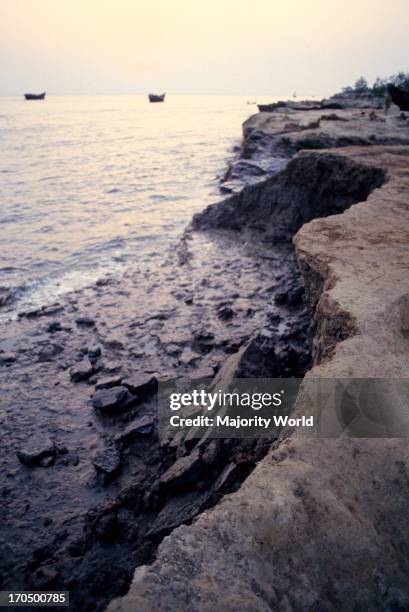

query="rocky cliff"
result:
[220,104,409,193]
[107,145,409,611]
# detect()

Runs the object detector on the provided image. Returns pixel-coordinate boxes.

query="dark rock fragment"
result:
[0,353,17,365]
[287,286,305,306]
[104,339,124,350]
[214,461,250,493]
[39,456,55,468]
[87,345,102,360]
[75,316,95,327]
[93,447,121,483]
[217,305,234,320]
[38,344,64,362]
[102,360,122,374]
[202,440,222,466]
[33,566,58,588]
[95,376,122,390]
[160,448,203,493]
[122,373,158,397]
[274,291,288,305]
[188,366,214,381]
[146,490,213,539]
[94,513,118,541]
[217,331,283,379]
[70,358,93,382]
[91,385,131,413]
[223,159,266,182]
[114,416,155,445]
[17,437,56,467]
[46,321,62,333]
[67,537,88,557]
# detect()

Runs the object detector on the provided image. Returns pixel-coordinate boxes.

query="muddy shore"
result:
[1,99,409,611]
[0,207,310,608]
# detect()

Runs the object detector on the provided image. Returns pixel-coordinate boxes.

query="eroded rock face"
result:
[193,152,386,242]
[106,147,409,612]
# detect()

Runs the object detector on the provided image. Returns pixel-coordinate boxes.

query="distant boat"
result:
[148,93,165,103]
[388,84,409,111]
[24,92,46,100]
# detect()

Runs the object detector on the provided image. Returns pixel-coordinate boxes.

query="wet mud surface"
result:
[0,225,311,611]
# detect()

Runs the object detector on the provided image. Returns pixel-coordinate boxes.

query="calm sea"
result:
[0,94,278,317]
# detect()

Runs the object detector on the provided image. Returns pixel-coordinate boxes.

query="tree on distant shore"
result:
[354,77,369,93]
[342,72,409,97]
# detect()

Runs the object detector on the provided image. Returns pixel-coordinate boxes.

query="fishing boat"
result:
[148,93,165,103]
[388,84,409,111]
[24,92,46,100]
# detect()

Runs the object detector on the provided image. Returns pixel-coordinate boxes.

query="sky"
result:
[1,0,409,96]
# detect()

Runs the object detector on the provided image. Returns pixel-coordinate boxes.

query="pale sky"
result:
[1,0,408,96]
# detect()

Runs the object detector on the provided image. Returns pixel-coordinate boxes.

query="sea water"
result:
[0,94,280,317]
